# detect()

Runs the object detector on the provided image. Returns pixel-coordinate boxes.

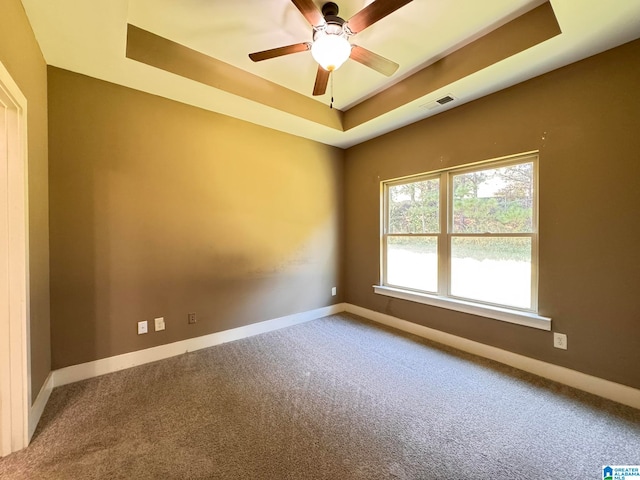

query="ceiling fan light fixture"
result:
[311,32,351,72]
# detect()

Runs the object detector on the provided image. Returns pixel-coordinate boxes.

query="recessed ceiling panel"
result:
[127,0,541,109]
[19,0,640,148]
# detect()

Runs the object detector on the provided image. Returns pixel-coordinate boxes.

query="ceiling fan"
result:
[248,0,413,96]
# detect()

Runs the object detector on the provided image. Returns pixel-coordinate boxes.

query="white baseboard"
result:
[53,303,345,388]
[29,371,54,441]
[35,300,638,440]
[345,303,640,410]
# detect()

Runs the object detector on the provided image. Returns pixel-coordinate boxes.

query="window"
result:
[377,152,550,330]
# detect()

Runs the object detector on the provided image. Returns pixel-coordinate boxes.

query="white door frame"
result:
[0,60,30,457]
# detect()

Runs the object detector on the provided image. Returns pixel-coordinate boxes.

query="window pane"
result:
[452,163,533,234]
[386,236,438,292]
[389,178,440,234]
[450,237,531,309]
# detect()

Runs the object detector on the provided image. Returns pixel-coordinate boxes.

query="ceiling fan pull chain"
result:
[330,72,334,109]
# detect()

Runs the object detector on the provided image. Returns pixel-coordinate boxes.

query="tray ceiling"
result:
[20,0,640,148]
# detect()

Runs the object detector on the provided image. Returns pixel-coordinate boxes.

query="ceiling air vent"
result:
[420,94,457,111]
[436,95,455,105]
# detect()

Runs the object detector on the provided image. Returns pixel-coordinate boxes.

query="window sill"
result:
[373,285,551,331]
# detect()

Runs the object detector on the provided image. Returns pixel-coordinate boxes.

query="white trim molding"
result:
[53,304,346,387]
[374,285,551,330]
[29,373,53,440]
[345,303,640,411]
[0,60,30,457]
[28,301,639,441]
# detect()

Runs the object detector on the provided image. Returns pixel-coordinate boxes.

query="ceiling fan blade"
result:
[313,66,330,96]
[291,0,325,27]
[347,0,413,34]
[350,45,399,76]
[249,43,310,62]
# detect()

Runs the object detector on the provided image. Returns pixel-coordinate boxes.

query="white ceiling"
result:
[20,0,640,148]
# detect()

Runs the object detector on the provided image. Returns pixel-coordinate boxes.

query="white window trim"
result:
[373,285,551,330]
[376,151,551,330]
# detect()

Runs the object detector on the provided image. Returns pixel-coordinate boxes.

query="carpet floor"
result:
[1,313,639,479]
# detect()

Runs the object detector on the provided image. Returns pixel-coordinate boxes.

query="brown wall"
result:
[48,67,344,369]
[25,9,640,392]
[0,0,51,399]
[344,39,640,389]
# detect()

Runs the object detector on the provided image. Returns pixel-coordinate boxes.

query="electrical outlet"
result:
[553,332,567,350]
[154,317,165,332]
[188,312,197,324]
[331,287,337,296]
[137,320,148,335]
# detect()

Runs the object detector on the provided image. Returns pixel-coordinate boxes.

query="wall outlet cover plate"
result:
[137,321,148,335]
[154,317,165,331]
[553,332,567,350]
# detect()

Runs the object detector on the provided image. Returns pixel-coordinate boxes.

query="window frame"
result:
[377,151,550,330]
[382,173,442,294]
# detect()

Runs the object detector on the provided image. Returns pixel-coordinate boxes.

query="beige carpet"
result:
[1,313,639,479]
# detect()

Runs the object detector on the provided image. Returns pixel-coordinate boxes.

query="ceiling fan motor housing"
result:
[314,1,347,41]
[321,2,341,19]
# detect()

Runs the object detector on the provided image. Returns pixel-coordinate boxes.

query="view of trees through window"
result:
[384,159,536,310]
[453,163,533,234]
[389,177,440,234]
